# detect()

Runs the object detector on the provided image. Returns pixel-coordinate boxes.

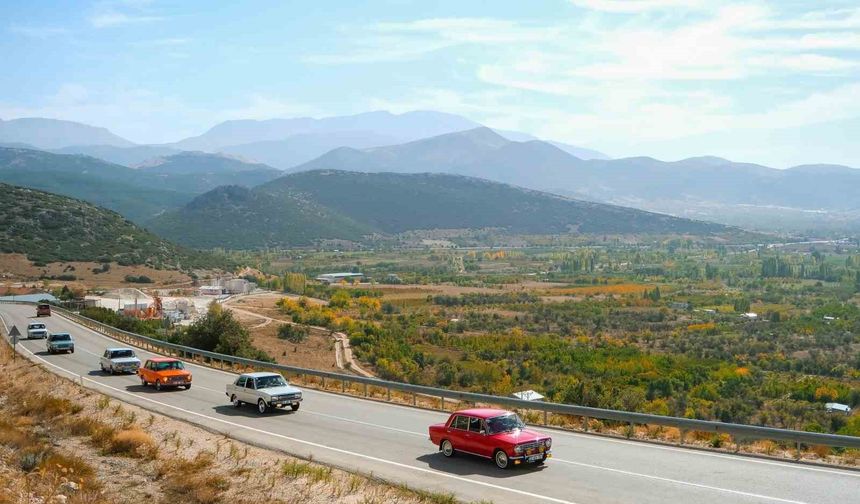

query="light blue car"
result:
[46,332,75,354]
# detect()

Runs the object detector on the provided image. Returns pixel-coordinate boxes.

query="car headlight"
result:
[514,445,524,454]
[187,374,192,380]
[545,439,552,449]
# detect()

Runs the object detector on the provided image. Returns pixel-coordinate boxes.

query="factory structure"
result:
[197,277,257,296]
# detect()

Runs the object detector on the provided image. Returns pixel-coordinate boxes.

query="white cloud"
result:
[306,18,562,64]
[749,7,860,30]
[89,11,162,28]
[131,37,189,47]
[569,0,709,14]
[747,54,858,72]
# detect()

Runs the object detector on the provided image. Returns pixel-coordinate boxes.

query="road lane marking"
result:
[552,458,809,504]
[303,409,428,437]
[6,308,859,482]
[536,427,860,478]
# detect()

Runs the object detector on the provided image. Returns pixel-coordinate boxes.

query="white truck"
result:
[99,348,142,374]
[226,372,302,414]
[26,322,48,339]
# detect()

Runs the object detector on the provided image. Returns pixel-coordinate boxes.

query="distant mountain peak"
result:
[0,117,135,149]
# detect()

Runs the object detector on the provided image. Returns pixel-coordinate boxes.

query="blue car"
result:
[46,333,75,354]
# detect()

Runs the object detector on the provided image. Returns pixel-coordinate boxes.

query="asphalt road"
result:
[1,304,857,504]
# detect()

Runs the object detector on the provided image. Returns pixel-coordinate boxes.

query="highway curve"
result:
[1,304,857,504]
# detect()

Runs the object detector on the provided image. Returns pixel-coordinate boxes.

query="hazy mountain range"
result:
[292,127,860,232]
[0,117,134,149]
[1,111,857,234]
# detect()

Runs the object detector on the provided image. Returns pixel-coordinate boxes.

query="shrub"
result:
[124,275,153,284]
[277,323,309,343]
[105,429,158,459]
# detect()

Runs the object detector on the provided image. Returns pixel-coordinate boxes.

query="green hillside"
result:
[149,170,728,248]
[0,183,223,268]
[0,147,281,223]
[148,185,372,248]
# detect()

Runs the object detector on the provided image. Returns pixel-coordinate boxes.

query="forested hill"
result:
[0,183,223,268]
[149,170,730,248]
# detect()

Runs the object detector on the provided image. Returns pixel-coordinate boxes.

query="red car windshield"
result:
[486,413,525,434]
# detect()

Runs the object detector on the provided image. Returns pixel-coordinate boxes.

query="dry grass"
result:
[0,252,191,288]
[104,429,158,459]
[158,453,229,504]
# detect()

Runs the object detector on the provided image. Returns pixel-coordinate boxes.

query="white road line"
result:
[534,427,860,479]
[552,458,809,504]
[303,409,428,437]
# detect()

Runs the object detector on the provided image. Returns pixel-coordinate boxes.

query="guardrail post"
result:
[626,421,634,439]
[363,383,368,397]
[342,379,346,393]
[387,387,391,402]
[679,429,686,445]
[441,396,445,411]
[795,442,802,460]
[543,410,548,426]
[412,392,417,407]
[322,376,326,389]
[583,416,589,432]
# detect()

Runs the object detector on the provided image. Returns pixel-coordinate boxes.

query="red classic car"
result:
[429,408,552,469]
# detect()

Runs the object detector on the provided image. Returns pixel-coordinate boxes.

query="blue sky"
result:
[1,0,858,167]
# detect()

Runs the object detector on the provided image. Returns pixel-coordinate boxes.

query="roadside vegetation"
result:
[248,242,860,437]
[81,303,274,362]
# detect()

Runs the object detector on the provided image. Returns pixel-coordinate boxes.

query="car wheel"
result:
[155,380,163,391]
[141,378,148,387]
[231,395,242,408]
[290,403,300,411]
[441,439,455,457]
[70,348,74,354]
[257,399,268,414]
[184,384,191,390]
[494,450,510,469]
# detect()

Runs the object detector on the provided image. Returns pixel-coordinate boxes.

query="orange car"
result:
[138,357,192,391]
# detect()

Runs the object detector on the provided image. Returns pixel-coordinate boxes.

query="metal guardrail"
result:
[2,300,859,452]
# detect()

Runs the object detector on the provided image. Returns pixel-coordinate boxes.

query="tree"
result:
[733,298,751,313]
[183,302,268,359]
[329,289,351,309]
[283,272,307,294]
